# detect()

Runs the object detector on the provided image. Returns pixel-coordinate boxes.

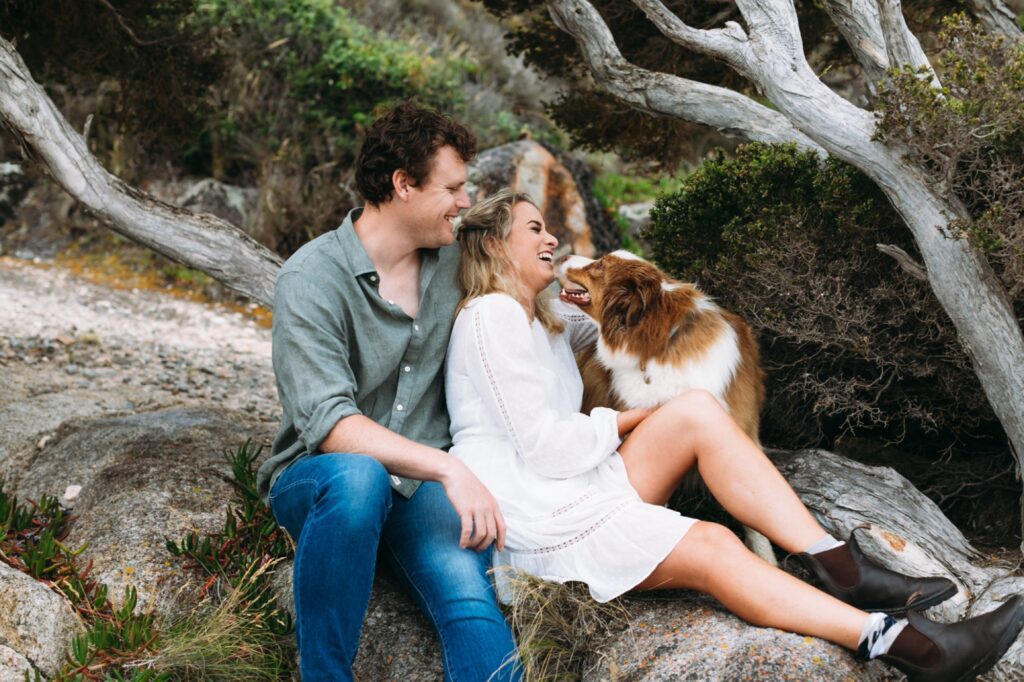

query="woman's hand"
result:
[617,407,655,437]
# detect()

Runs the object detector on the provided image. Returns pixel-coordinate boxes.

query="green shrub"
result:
[646,144,1002,466]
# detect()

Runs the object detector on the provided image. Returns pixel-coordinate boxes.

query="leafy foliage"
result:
[0,439,294,680]
[876,14,1024,308]
[0,484,161,680]
[646,144,1004,465]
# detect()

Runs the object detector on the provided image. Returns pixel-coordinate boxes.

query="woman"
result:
[445,189,1023,680]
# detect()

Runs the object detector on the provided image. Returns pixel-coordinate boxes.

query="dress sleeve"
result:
[272,271,362,454]
[551,298,599,353]
[463,295,621,479]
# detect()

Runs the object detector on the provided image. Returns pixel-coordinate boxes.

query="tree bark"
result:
[964,0,1024,41]
[547,0,1024,555]
[0,38,282,307]
[546,1,824,153]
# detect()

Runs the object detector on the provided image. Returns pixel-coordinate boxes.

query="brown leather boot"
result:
[880,594,1024,681]
[798,527,957,614]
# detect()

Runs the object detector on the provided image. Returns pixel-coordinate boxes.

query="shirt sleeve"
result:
[272,271,362,454]
[551,298,599,353]
[464,295,620,479]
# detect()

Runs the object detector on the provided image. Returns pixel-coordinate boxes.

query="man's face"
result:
[405,145,470,248]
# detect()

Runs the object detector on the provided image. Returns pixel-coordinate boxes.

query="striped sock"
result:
[858,613,909,659]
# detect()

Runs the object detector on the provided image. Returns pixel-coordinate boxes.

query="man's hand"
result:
[438,458,506,552]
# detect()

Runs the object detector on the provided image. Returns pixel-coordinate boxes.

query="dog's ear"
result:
[604,269,661,328]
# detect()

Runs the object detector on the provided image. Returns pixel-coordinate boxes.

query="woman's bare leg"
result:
[618,390,825,554]
[637,520,866,650]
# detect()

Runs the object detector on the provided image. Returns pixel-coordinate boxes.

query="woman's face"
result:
[504,201,559,297]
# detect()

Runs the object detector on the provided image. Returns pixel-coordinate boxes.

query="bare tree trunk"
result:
[0,38,281,307]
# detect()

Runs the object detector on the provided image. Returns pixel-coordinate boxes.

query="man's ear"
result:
[392,169,411,200]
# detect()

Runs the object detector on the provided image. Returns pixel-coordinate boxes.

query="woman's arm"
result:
[460,294,622,479]
[617,408,654,437]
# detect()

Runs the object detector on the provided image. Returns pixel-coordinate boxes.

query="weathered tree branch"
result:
[963,0,1024,41]
[876,243,928,281]
[877,0,942,87]
[0,37,281,307]
[630,0,751,70]
[545,0,825,153]
[818,0,891,88]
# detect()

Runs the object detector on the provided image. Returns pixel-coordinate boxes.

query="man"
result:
[257,103,519,681]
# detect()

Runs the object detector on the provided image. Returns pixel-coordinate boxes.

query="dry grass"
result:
[127,560,293,681]
[496,569,632,681]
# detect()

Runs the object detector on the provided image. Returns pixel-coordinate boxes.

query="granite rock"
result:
[15,406,274,615]
[0,562,83,677]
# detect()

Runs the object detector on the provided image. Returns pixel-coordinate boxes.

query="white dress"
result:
[446,293,696,603]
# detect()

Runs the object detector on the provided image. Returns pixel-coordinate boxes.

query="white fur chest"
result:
[596,324,742,411]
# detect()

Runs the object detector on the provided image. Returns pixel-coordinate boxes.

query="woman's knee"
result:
[683,522,748,588]
[665,390,730,434]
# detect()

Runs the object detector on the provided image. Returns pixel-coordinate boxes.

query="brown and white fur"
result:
[558,250,775,564]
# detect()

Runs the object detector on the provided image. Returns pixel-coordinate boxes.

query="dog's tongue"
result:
[560,288,591,306]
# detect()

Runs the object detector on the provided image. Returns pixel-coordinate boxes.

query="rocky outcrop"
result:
[146,178,260,237]
[0,562,83,678]
[469,141,602,257]
[586,592,895,681]
[15,407,274,615]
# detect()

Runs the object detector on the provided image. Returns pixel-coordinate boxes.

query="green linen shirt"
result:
[256,208,462,504]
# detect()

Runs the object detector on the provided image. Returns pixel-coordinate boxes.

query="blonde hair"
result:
[456,188,564,333]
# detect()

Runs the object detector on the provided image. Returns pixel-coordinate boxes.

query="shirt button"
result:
[403,366,411,373]
[413,324,420,331]
[395,404,404,411]
[369,275,378,282]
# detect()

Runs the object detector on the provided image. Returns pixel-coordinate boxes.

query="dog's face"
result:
[558,250,664,328]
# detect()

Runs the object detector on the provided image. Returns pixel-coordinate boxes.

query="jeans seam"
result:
[268,476,318,502]
[383,542,459,682]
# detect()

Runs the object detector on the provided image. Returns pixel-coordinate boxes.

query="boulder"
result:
[15,407,274,615]
[468,141,599,257]
[175,178,260,235]
[584,592,896,681]
[144,177,259,236]
[0,644,35,682]
[0,562,83,678]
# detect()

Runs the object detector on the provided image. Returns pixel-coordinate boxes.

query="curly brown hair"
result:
[355,102,477,206]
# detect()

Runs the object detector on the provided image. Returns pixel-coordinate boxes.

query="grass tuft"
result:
[498,569,631,681]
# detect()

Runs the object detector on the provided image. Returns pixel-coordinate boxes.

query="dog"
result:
[557,250,775,564]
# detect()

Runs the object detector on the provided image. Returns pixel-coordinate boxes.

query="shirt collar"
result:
[335,206,442,281]
[335,208,377,278]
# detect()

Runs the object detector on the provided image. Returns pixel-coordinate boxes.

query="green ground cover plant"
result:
[0,440,294,681]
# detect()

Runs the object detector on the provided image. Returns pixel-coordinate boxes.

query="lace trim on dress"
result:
[473,309,525,455]
[517,500,631,555]
[550,490,596,517]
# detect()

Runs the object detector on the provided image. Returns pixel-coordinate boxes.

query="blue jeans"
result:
[269,453,521,681]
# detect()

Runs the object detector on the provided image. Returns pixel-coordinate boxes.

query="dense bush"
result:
[646,144,1004,462]
[876,14,1024,312]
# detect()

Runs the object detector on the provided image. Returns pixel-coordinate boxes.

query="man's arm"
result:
[321,415,506,552]
[273,271,504,552]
